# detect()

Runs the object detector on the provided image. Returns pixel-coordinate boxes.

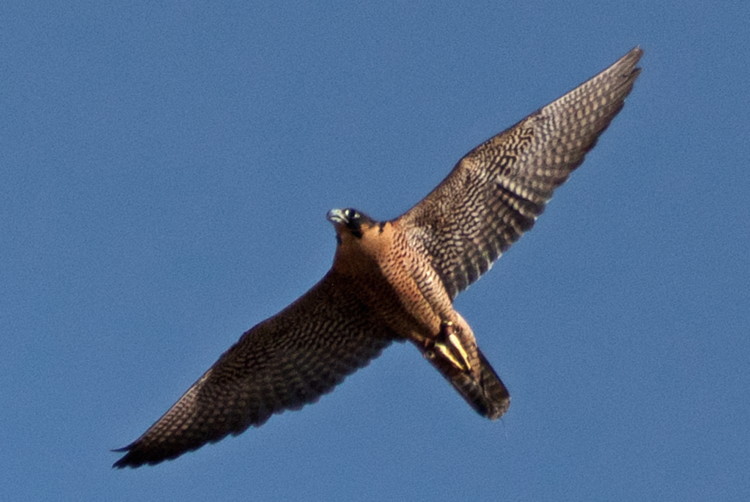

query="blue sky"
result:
[2,1,749,500]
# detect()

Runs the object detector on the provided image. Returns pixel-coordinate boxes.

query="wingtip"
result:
[112,450,160,469]
[623,46,644,68]
[111,446,137,469]
[112,459,129,470]
[112,457,132,469]
[111,441,160,469]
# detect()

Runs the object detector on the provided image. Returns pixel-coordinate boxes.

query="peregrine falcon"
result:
[114,47,642,468]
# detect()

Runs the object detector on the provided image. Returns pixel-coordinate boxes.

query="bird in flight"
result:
[114,47,642,468]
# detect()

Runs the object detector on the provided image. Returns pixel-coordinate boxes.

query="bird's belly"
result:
[356,254,453,344]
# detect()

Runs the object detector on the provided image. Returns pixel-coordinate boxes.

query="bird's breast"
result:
[331,221,453,342]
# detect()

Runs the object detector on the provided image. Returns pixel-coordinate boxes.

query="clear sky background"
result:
[2,1,748,501]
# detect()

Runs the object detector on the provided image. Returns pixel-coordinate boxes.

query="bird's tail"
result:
[439,348,510,420]
[473,348,510,419]
[419,322,510,419]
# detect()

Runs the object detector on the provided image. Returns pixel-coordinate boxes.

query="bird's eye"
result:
[345,209,359,220]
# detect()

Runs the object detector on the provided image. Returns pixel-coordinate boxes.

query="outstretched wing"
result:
[398,48,642,299]
[114,272,392,468]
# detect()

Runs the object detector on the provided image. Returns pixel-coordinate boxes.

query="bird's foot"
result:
[422,321,472,372]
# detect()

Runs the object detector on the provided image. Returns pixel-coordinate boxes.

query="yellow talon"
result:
[447,332,472,371]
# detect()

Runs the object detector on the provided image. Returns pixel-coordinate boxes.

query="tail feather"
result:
[449,348,510,419]
[423,343,510,419]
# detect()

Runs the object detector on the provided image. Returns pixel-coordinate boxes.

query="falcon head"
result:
[327,208,376,241]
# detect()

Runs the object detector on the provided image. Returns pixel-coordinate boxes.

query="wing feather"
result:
[114,272,392,468]
[398,48,642,299]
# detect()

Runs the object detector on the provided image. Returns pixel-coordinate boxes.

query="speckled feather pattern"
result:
[114,48,641,468]
[401,48,642,299]
[114,274,392,467]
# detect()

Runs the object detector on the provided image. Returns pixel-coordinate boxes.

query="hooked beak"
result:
[327,208,347,225]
